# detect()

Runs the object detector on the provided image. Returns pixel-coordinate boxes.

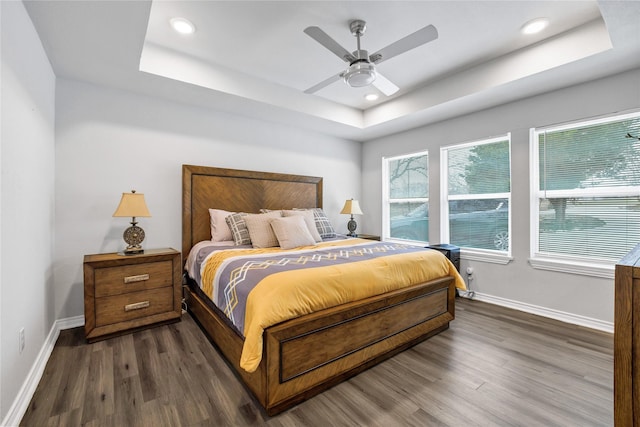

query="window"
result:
[383,151,429,242]
[531,111,640,277]
[441,135,511,260]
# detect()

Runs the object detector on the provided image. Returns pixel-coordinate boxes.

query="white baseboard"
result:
[458,291,614,333]
[1,315,84,427]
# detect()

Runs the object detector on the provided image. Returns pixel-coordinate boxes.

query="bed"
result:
[182,164,464,415]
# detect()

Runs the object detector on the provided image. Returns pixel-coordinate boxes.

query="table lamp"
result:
[340,198,363,237]
[113,190,151,255]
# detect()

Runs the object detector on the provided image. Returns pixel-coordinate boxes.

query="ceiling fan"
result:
[303,19,438,96]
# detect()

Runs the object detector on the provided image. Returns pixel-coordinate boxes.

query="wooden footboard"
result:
[186,276,455,416]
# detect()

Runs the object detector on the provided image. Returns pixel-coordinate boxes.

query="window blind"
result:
[385,152,429,242]
[444,136,511,252]
[534,112,640,262]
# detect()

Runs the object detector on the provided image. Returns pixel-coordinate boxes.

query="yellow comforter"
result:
[200,239,465,373]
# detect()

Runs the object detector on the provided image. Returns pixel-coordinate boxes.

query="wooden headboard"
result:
[182,165,323,258]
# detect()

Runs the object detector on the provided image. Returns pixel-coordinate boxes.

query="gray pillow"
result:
[225,212,250,245]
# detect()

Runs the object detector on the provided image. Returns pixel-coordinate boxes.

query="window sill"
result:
[385,239,514,265]
[461,250,512,265]
[528,256,614,279]
[384,238,427,247]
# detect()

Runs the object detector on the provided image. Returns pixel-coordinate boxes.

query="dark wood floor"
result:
[21,298,613,426]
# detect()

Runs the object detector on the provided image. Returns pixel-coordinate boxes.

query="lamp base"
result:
[123,246,144,255]
[122,224,145,255]
[347,218,358,237]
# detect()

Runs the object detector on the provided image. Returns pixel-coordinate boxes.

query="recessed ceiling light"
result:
[364,93,379,101]
[521,18,549,35]
[170,17,196,35]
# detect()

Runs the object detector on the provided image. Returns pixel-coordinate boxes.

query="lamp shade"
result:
[113,191,151,218]
[340,199,363,215]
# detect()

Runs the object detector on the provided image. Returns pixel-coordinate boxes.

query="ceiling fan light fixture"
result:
[343,61,377,88]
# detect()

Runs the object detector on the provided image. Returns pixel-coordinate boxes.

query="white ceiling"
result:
[24,1,640,141]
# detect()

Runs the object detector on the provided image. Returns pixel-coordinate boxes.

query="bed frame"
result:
[182,164,456,415]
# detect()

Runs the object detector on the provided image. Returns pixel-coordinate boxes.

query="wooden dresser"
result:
[615,244,640,427]
[84,248,182,342]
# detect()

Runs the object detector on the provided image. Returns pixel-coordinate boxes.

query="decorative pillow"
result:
[282,210,322,242]
[294,208,336,238]
[225,212,250,245]
[208,209,234,242]
[312,208,337,238]
[270,216,316,250]
[243,211,283,248]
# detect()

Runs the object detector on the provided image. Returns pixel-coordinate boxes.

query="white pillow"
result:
[270,216,316,250]
[283,210,322,242]
[243,211,283,248]
[209,209,234,242]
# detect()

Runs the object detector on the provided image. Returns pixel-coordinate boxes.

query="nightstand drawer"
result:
[95,286,174,326]
[94,260,173,297]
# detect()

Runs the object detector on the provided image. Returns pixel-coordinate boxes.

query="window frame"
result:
[440,134,513,264]
[529,110,640,279]
[382,150,429,244]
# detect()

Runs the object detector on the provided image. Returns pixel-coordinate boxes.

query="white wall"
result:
[363,68,640,325]
[0,1,56,421]
[54,78,362,320]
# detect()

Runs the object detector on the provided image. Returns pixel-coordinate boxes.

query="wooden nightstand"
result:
[83,248,181,342]
[357,234,381,241]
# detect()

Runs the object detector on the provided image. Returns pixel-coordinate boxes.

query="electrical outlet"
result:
[19,328,25,354]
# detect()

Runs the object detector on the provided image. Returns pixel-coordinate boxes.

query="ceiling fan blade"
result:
[304,73,343,94]
[372,72,399,96]
[369,24,438,64]
[304,26,356,63]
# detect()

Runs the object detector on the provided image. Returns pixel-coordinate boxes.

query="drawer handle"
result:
[124,274,149,284]
[124,301,150,312]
